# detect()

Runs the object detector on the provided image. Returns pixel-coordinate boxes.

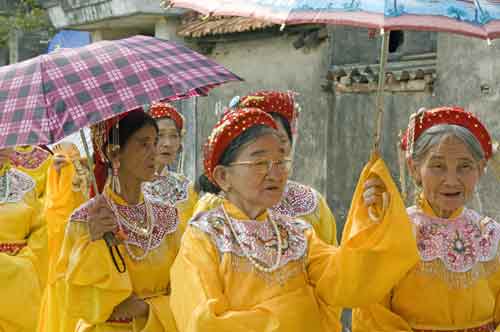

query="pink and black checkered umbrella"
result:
[0,35,242,148]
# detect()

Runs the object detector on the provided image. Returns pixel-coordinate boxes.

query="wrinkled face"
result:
[116,125,158,183]
[274,118,292,156]
[156,118,181,169]
[217,133,289,212]
[413,135,484,218]
[0,148,13,168]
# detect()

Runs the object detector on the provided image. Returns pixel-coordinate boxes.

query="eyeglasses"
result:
[228,158,293,175]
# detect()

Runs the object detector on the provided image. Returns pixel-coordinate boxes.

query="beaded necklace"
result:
[222,205,282,273]
[104,194,157,261]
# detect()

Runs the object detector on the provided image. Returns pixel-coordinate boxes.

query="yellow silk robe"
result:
[40,171,197,332]
[170,156,420,332]
[0,168,46,332]
[194,180,338,245]
[352,198,500,332]
[37,157,89,332]
[44,159,87,283]
[10,146,52,201]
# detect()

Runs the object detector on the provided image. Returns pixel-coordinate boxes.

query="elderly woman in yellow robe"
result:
[146,102,198,234]
[169,107,420,332]
[40,109,189,332]
[194,91,337,245]
[352,106,500,332]
[0,148,46,332]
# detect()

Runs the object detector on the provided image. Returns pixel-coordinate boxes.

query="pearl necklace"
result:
[0,171,10,204]
[222,206,282,273]
[105,194,156,261]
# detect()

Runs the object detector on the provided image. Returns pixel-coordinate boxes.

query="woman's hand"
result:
[363,176,390,223]
[87,195,117,241]
[109,294,149,320]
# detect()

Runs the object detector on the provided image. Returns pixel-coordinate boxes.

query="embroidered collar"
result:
[10,146,50,170]
[271,180,318,218]
[142,172,190,206]
[190,206,311,272]
[409,206,500,273]
[70,187,179,252]
[0,168,35,204]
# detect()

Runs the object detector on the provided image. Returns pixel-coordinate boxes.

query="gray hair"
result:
[412,124,485,162]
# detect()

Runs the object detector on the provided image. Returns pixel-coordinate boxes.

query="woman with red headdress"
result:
[194,91,338,246]
[39,109,181,332]
[352,107,500,332]
[146,102,198,234]
[169,107,420,332]
[0,147,46,332]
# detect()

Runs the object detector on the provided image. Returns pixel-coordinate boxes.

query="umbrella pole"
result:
[79,129,99,195]
[372,30,390,155]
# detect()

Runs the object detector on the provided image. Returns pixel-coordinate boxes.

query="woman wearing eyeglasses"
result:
[169,108,420,332]
[195,91,338,246]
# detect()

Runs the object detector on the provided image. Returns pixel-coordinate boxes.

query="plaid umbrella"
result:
[0,35,242,148]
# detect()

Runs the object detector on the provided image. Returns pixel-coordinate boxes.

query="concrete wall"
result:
[44,0,184,30]
[328,30,500,224]
[192,33,332,199]
[327,27,439,228]
[435,33,500,220]
[327,93,437,223]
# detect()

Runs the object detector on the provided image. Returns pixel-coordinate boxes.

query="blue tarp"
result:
[47,30,91,53]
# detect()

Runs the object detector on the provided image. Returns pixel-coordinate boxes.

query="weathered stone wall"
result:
[327,92,437,224]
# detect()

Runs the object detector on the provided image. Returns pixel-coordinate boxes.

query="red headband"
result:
[150,102,184,132]
[204,108,277,184]
[239,91,297,133]
[401,106,493,160]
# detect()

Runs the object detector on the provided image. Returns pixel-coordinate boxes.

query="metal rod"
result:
[372,30,391,154]
[79,129,99,195]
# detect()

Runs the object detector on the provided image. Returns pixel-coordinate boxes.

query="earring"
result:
[111,159,121,194]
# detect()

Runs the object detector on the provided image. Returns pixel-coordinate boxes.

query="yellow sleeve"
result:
[44,159,86,282]
[141,295,178,332]
[352,293,413,332]
[170,227,279,332]
[30,155,52,201]
[0,242,43,332]
[63,221,132,324]
[308,155,419,308]
[314,194,338,246]
[23,188,49,289]
[192,193,223,216]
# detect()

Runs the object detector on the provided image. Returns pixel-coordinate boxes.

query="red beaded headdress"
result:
[238,90,298,134]
[149,102,185,134]
[401,106,493,160]
[203,108,277,184]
